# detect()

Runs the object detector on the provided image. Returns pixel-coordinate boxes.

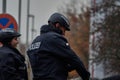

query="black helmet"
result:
[0,28,21,44]
[48,13,70,31]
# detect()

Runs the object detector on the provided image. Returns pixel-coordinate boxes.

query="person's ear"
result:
[55,23,60,28]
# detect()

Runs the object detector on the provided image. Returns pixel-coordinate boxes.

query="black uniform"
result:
[27,25,90,80]
[0,45,28,80]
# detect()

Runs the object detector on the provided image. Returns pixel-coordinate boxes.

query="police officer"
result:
[0,28,28,80]
[27,12,90,80]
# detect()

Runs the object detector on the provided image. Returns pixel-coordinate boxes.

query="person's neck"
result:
[49,25,63,35]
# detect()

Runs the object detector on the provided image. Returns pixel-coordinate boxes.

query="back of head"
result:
[48,12,70,31]
[0,28,21,45]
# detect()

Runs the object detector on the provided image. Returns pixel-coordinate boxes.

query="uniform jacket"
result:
[27,25,90,80]
[0,45,28,80]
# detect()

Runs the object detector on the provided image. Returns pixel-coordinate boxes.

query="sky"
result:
[0,0,90,43]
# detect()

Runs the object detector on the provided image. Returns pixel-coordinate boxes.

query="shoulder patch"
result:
[28,42,41,50]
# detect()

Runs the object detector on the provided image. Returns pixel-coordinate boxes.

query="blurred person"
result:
[27,12,90,80]
[0,28,28,80]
